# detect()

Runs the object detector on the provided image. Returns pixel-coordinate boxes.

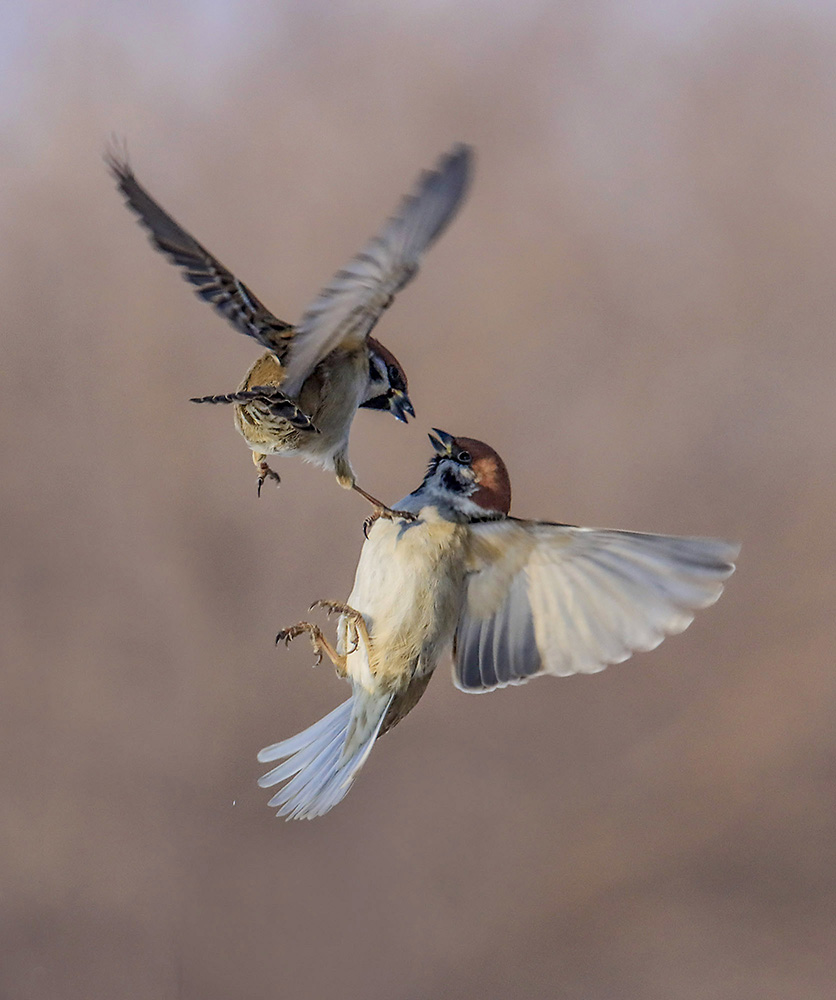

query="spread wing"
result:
[280,144,473,397]
[454,519,739,692]
[106,146,294,354]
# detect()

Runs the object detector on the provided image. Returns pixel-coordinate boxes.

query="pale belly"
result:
[233,347,368,464]
[343,510,468,692]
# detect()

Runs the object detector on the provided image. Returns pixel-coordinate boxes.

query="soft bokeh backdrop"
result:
[3,1,835,997]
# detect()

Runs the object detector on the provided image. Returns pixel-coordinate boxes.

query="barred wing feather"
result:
[107,147,293,353]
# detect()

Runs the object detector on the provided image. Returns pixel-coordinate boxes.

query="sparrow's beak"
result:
[390,390,415,424]
[429,428,455,455]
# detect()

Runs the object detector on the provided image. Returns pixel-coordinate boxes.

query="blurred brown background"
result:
[3,1,835,997]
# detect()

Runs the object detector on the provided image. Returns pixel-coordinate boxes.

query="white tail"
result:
[257,686,394,820]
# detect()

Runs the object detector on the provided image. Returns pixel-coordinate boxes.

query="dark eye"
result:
[457,450,472,464]
[387,364,404,390]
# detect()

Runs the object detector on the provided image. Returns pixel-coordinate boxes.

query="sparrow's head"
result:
[360,338,415,424]
[419,428,512,520]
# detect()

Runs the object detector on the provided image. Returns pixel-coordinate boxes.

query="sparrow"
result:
[106,143,472,499]
[259,429,739,820]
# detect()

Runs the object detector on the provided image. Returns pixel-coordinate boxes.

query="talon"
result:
[309,601,368,662]
[273,616,348,675]
[310,600,355,619]
[363,506,416,535]
[345,622,360,654]
[256,461,280,497]
[363,510,380,538]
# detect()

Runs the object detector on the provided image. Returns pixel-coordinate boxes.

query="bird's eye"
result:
[457,450,472,464]
[387,364,404,390]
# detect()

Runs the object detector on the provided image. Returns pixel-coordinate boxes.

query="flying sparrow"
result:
[259,430,739,820]
[107,143,472,499]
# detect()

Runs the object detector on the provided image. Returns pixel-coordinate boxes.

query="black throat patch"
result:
[441,468,468,494]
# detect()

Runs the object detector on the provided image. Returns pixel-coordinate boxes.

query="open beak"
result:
[428,428,455,455]
[390,390,415,424]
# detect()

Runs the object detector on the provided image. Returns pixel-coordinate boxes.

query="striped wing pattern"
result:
[107,148,293,353]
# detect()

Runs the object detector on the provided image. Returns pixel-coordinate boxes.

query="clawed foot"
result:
[309,600,370,655]
[363,506,417,538]
[276,622,324,665]
[352,483,417,537]
[276,621,338,670]
[256,461,281,497]
[277,602,372,677]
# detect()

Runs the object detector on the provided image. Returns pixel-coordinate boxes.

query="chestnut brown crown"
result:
[367,337,408,392]
[361,337,414,423]
[454,435,512,515]
[427,428,512,517]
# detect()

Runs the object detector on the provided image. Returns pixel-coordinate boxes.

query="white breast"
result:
[342,508,467,692]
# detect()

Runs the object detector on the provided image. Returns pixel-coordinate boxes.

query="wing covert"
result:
[454,520,739,692]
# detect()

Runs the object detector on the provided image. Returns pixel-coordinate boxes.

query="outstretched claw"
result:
[363,505,417,538]
[276,622,324,665]
[310,600,371,658]
[274,619,348,675]
[351,482,417,536]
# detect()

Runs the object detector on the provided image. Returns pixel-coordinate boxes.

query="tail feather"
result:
[270,727,346,817]
[257,688,394,820]
[259,726,342,790]
[258,699,350,764]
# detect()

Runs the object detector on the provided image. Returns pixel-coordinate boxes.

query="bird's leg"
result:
[252,451,280,497]
[275,621,346,677]
[309,600,371,659]
[351,484,417,538]
[333,450,356,490]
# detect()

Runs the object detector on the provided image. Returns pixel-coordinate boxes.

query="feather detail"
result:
[454,522,739,691]
[106,144,293,352]
[257,687,394,820]
[281,145,472,396]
